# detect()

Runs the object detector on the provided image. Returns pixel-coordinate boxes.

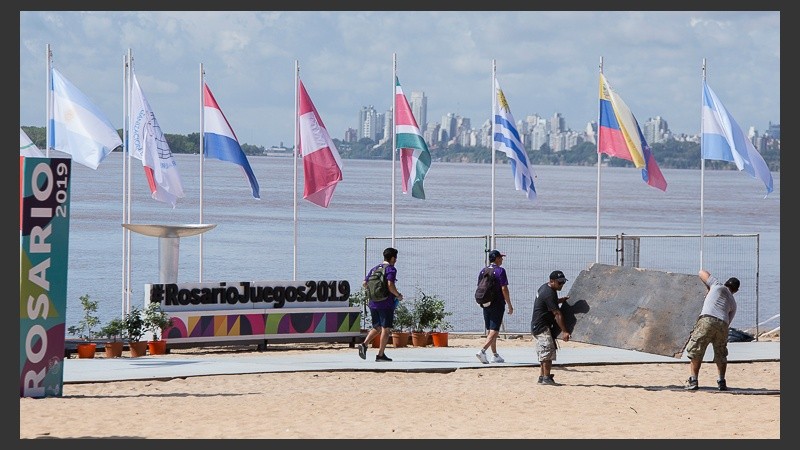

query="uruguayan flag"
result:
[492,77,536,201]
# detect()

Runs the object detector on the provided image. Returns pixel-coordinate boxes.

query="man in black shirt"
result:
[530,270,571,385]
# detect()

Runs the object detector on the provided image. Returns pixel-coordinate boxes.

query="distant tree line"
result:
[21,126,780,171]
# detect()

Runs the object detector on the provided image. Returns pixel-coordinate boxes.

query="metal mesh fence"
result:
[365,234,760,336]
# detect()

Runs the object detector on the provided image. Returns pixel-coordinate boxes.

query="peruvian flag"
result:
[297,79,343,208]
[395,76,431,199]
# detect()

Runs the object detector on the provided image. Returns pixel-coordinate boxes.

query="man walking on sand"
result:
[475,249,513,364]
[684,269,739,391]
[358,247,404,362]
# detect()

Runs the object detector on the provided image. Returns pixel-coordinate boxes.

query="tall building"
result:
[644,116,669,144]
[358,105,379,141]
[585,121,597,145]
[529,116,549,150]
[766,122,780,140]
[442,113,457,144]
[410,90,427,132]
[375,110,386,141]
[344,127,358,143]
[549,112,565,134]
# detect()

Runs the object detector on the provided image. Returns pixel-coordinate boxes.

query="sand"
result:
[19,334,780,439]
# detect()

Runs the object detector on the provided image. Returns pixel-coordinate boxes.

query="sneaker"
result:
[358,343,367,360]
[475,350,489,364]
[537,376,544,384]
[375,353,392,362]
[491,354,505,363]
[540,375,557,386]
[684,377,698,391]
[717,379,728,391]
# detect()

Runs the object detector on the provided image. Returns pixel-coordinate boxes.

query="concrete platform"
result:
[61,341,780,384]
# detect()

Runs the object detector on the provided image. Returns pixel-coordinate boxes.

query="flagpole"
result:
[199,63,205,282]
[45,44,51,157]
[595,56,603,263]
[391,52,397,247]
[293,60,299,280]
[121,52,129,318]
[700,58,707,269]
[490,59,496,249]
[125,49,134,314]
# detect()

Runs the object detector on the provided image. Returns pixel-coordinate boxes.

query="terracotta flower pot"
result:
[147,340,168,355]
[104,341,124,358]
[431,332,449,347]
[411,331,428,347]
[76,342,96,358]
[128,341,148,357]
[391,331,410,348]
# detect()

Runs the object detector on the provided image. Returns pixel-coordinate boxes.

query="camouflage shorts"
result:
[534,331,557,362]
[685,316,729,363]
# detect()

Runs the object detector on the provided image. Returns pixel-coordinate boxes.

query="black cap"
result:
[725,277,740,291]
[488,250,506,261]
[549,270,568,282]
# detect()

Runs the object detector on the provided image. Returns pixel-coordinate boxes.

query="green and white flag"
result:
[395,76,431,199]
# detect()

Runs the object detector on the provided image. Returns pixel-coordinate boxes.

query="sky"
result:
[19,11,780,149]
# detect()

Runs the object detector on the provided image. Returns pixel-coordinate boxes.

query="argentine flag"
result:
[702,80,773,196]
[49,68,122,169]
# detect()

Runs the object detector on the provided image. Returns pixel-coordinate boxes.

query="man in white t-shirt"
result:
[684,269,739,391]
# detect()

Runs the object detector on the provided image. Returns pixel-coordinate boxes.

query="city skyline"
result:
[349,92,778,153]
[20,11,780,149]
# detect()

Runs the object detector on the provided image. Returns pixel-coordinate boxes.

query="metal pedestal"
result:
[122,223,216,283]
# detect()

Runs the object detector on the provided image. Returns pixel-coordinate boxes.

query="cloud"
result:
[20,11,780,148]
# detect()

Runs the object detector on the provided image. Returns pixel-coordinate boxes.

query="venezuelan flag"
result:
[598,73,667,191]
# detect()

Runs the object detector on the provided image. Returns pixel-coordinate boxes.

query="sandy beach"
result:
[20,334,780,439]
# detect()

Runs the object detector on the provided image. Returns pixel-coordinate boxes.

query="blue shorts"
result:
[370,308,395,329]
[482,303,505,331]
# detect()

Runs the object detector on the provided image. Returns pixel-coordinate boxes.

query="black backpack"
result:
[365,264,390,302]
[474,266,497,307]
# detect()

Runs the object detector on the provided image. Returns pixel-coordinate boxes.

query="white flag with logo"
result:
[129,72,184,207]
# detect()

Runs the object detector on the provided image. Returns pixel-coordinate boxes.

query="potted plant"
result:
[124,306,148,357]
[428,294,454,347]
[98,317,126,358]
[391,301,413,348]
[410,290,442,347]
[67,294,100,358]
[143,301,173,355]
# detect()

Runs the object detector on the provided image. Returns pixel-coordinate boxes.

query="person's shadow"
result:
[552,299,589,337]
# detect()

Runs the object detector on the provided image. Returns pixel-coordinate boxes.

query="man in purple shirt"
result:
[475,249,514,364]
[358,247,404,362]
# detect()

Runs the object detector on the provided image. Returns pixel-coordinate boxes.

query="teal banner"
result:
[20,157,71,398]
